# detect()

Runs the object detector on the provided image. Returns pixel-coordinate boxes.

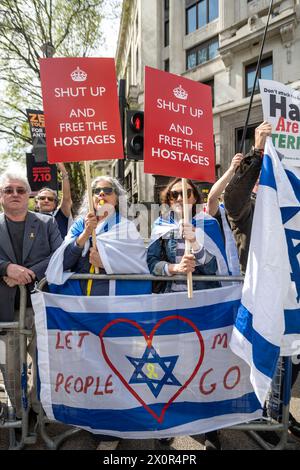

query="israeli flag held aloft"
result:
[230,138,300,406]
[32,285,262,438]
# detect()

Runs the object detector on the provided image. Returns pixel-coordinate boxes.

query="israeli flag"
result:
[46,213,150,296]
[32,285,262,438]
[230,138,300,406]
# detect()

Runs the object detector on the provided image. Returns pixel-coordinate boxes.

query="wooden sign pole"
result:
[84,160,99,274]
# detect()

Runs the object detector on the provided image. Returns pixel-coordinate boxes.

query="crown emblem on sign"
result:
[173,85,188,100]
[70,66,87,82]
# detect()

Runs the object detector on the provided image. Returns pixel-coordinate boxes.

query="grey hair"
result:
[77,176,128,218]
[0,170,31,193]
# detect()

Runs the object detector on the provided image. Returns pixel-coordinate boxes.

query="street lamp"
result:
[41,42,56,58]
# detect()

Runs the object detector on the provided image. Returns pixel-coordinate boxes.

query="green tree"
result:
[0,0,121,211]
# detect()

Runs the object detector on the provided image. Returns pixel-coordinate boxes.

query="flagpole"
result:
[182,178,193,299]
[84,160,99,274]
[239,0,274,153]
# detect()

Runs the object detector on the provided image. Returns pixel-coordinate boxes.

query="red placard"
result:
[144,67,215,182]
[39,58,124,163]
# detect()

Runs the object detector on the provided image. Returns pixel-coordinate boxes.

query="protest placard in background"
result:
[259,79,300,166]
[26,152,57,192]
[144,67,215,182]
[39,58,124,163]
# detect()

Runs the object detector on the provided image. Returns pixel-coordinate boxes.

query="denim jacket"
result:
[147,233,220,293]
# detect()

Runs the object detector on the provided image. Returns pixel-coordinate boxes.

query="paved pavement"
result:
[1,378,300,451]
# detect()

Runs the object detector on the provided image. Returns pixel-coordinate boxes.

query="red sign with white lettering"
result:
[39,58,124,163]
[144,67,215,182]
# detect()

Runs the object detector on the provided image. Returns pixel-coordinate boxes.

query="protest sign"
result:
[39,57,124,163]
[144,67,215,181]
[26,152,57,192]
[259,79,300,166]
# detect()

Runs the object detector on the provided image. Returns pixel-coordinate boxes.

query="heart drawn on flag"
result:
[99,315,205,423]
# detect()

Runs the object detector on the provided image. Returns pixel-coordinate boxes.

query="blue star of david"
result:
[126,346,181,398]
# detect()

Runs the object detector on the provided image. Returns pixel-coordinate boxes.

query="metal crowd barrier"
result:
[10,274,297,449]
[230,356,293,450]
[0,285,36,450]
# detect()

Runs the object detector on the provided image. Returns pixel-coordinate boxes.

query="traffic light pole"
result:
[118,79,126,186]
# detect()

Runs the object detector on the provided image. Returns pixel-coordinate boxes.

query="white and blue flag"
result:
[32,285,262,438]
[230,138,300,406]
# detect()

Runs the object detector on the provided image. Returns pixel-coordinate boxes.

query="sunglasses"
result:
[38,195,55,202]
[92,187,114,196]
[170,189,192,199]
[2,187,27,195]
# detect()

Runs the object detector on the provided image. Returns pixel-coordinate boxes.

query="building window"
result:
[164,20,169,47]
[164,59,170,72]
[186,37,219,70]
[235,123,260,154]
[186,0,218,34]
[245,56,273,97]
[187,4,197,33]
[202,79,214,107]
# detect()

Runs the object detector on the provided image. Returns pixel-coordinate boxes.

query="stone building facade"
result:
[112,0,300,203]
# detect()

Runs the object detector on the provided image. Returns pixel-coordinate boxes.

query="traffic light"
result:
[126,110,144,160]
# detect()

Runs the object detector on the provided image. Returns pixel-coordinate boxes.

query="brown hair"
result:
[160,178,202,205]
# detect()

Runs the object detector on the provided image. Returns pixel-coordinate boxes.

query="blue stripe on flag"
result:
[260,155,276,190]
[284,308,300,335]
[234,305,280,379]
[52,392,261,431]
[45,299,240,336]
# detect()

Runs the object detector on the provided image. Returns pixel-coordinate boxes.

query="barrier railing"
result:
[14,275,298,449]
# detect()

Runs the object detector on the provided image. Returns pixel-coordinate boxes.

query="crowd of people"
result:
[0,121,299,449]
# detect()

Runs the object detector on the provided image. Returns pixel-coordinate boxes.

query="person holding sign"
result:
[46,176,150,296]
[147,177,235,449]
[147,178,221,293]
[35,162,73,239]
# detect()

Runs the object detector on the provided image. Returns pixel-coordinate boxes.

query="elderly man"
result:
[0,169,62,419]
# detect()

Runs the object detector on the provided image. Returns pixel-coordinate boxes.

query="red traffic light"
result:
[130,112,144,132]
[126,110,144,160]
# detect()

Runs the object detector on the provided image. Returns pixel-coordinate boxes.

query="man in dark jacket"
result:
[0,169,62,418]
[224,121,272,274]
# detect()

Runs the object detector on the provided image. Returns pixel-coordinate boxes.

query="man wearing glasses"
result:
[0,169,62,420]
[35,162,73,239]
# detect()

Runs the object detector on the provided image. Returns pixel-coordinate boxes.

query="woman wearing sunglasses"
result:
[46,176,150,296]
[147,178,221,294]
[35,163,73,239]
